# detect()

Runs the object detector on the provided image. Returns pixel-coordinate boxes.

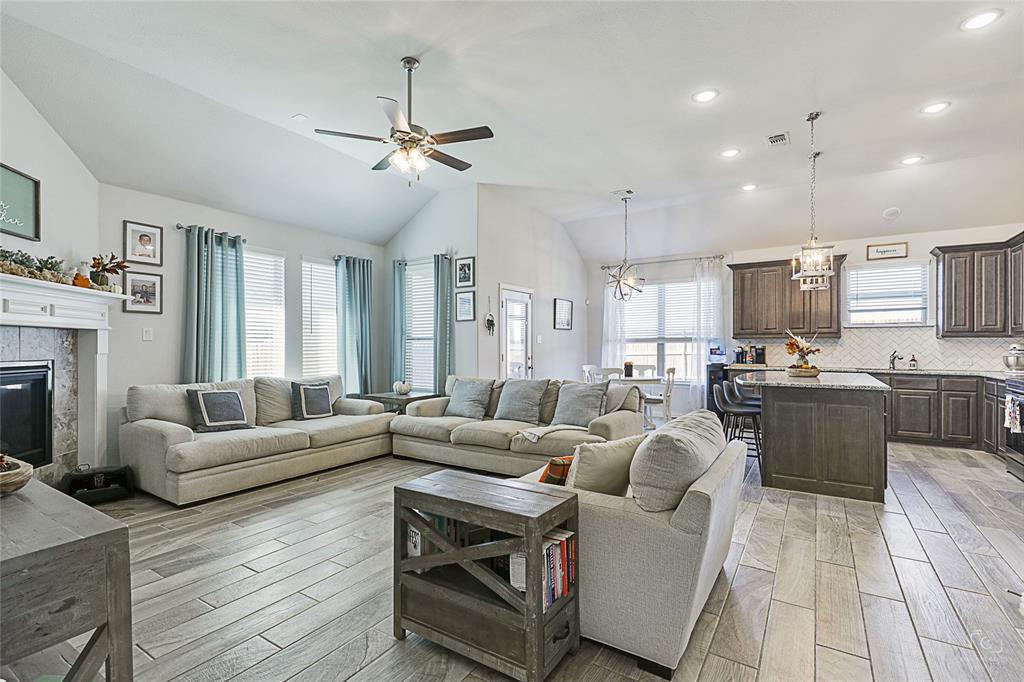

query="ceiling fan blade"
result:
[372,152,395,171]
[377,96,411,133]
[429,126,494,145]
[315,129,387,142]
[425,148,472,171]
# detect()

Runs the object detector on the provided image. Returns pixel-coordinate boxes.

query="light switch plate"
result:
[142,327,154,342]
[537,335,542,344]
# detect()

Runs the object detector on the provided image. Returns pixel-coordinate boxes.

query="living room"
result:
[2,2,1023,681]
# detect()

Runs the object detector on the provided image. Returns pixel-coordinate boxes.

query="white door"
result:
[500,286,533,379]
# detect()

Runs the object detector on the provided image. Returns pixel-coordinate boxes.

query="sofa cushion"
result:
[291,382,333,420]
[445,375,505,417]
[445,379,494,420]
[629,410,727,512]
[538,380,561,425]
[391,415,476,443]
[270,413,395,448]
[603,384,642,413]
[540,455,575,486]
[254,375,343,426]
[568,434,646,496]
[186,389,253,433]
[165,426,309,473]
[450,419,536,450]
[552,381,608,427]
[510,430,605,457]
[494,379,550,424]
[127,379,256,428]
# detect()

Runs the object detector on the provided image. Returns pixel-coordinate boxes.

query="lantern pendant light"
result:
[607,190,645,301]
[792,111,835,291]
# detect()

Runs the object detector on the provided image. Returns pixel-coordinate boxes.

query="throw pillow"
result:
[629,410,727,512]
[494,379,550,424]
[445,378,495,420]
[551,381,609,427]
[567,434,647,496]
[291,381,333,420]
[539,455,575,486]
[186,389,253,433]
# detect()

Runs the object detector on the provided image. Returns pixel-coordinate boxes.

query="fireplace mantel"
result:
[1,273,129,468]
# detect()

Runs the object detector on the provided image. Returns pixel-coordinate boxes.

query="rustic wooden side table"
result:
[394,469,580,682]
[1,479,133,680]
[364,390,439,414]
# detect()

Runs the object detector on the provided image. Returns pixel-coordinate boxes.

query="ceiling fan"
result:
[315,56,494,179]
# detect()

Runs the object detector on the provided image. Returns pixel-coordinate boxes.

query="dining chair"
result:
[631,364,657,377]
[593,367,623,381]
[582,364,599,382]
[643,367,676,424]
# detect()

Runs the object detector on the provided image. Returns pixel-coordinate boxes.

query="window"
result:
[847,262,929,326]
[301,260,338,375]
[404,261,435,390]
[243,250,286,377]
[618,280,719,380]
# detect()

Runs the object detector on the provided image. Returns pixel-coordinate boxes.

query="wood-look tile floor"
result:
[3,444,1024,682]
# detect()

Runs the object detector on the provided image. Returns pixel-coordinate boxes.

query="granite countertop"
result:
[726,364,1007,381]
[735,371,891,391]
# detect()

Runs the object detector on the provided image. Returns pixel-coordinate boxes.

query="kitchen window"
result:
[243,249,286,377]
[404,260,435,390]
[847,262,929,326]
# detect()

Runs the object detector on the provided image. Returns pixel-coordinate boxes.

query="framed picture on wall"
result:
[124,220,164,266]
[124,271,163,314]
[455,291,475,321]
[554,298,573,330]
[866,241,908,260]
[0,163,41,242]
[454,256,475,288]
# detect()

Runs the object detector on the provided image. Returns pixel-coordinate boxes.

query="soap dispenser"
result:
[909,354,918,370]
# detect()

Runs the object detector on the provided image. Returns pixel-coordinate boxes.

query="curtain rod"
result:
[599,253,724,271]
[175,223,246,243]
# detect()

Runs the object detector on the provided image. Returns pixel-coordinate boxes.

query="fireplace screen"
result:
[1,361,53,467]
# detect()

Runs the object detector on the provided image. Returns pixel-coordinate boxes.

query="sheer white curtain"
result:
[678,257,725,414]
[601,286,625,368]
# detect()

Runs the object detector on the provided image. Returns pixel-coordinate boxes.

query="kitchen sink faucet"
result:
[889,350,904,370]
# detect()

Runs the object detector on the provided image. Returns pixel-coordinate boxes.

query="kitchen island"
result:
[736,371,890,502]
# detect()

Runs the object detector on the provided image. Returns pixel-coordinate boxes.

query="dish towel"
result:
[1005,395,1022,433]
[520,424,587,443]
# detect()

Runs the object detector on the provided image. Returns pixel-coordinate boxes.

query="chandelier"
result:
[792,111,835,291]
[607,190,645,301]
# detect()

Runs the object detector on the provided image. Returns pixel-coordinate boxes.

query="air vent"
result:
[610,189,635,199]
[765,132,791,147]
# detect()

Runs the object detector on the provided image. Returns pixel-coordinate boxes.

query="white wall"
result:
[384,186,478,378]
[477,185,588,380]
[1,72,99,262]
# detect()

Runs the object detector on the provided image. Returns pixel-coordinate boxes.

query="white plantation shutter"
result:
[847,263,929,325]
[404,261,435,390]
[244,250,286,377]
[302,260,338,375]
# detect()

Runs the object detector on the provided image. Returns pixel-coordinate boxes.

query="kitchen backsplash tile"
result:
[735,326,1018,372]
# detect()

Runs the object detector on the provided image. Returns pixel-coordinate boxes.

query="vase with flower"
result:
[785,330,822,377]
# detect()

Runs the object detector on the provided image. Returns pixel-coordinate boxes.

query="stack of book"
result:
[510,529,576,612]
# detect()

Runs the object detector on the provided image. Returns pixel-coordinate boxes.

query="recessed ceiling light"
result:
[901,155,924,165]
[290,113,308,121]
[882,207,902,220]
[921,101,951,114]
[692,89,719,103]
[960,9,1003,30]
[741,184,757,191]
[720,148,741,159]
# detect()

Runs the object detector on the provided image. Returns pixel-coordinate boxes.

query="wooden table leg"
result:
[524,528,544,682]
[105,541,133,680]
[393,496,407,640]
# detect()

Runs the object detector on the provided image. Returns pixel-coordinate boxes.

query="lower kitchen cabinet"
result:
[892,388,941,440]
[941,390,977,443]
[885,375,983,449]
[983,393,999,451]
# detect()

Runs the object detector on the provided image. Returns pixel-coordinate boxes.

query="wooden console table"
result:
[1,480,133,680]
[394,469,579,682]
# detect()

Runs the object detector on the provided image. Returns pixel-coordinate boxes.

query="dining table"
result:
[611,375,666,429]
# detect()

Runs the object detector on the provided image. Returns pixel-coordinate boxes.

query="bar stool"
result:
[724,380,760,408]
[713,383,763,475]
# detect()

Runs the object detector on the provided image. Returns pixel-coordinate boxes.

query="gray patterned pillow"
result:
[551,381,609,427]
[186,389,253,432]
[291,382,333,420]
[494,379,550,424]
[444,378,495,420]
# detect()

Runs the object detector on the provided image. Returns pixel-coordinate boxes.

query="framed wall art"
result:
[124,220,164,266]
[124,271,163,314]
[554,298,573,330]
[455,290,476,321]
[0,163,41,242]
[455,256,475,288]
[866,242,908,260]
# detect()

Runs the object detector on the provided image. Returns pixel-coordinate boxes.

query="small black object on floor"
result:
[57,464,135,505]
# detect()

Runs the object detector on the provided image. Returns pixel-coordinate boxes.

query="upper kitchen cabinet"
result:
[933,230,1024,338]
[729,255,846,338]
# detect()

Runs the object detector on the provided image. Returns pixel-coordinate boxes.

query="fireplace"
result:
[1,361,54,467]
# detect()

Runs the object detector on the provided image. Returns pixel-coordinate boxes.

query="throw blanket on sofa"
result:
[520,424,587,443]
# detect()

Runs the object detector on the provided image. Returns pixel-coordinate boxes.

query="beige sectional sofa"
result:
[390,376,646,476]
[119,374,393,505]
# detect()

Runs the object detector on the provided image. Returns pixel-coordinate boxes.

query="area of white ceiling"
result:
[2,1,1022,253]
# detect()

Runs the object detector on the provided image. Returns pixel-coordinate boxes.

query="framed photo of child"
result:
[124,271,163,314]
[124,220,164,266]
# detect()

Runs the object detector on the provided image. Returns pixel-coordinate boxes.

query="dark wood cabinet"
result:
[892,388,940,440]
[941,390,977,443]
[730,255,845,338]
[983,393,999,452]
[933,231,1024,338]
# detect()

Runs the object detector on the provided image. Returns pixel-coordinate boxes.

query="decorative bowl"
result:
[786,366,821,378]
[0,456,34,496]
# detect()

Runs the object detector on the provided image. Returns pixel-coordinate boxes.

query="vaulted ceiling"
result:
[3,1,1022,254]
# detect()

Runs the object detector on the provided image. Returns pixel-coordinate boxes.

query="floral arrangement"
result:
[89,252,129,286]
[785,330,822,368]
[0,248,70,284]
